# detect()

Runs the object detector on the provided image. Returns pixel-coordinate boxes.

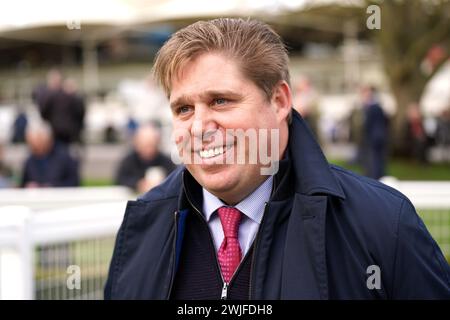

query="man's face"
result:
[170,52,290,204]
[27,132,52,157]
[134,127,159,161]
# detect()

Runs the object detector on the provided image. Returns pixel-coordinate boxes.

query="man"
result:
[0,144,14,188]
[62,77,86,144]
[361,86,389,179]
[105,18,449,299]
[40,71,85,145]
[402,102,429,164]
[293,76,320,140]
[21,123,79,188]
[115,123,176,193]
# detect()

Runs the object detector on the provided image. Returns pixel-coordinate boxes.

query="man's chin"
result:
[197,172,237,194]
[188,163,233,177]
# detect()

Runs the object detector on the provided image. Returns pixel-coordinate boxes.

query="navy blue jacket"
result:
[364,101,388,147]
[21,143,80,187]
[105,111,450,299]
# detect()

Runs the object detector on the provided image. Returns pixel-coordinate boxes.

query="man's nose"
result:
[191,104,218,139]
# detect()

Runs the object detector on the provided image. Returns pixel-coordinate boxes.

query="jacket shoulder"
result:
[327,165,450,298]
[330,164,409,205]
[328,164,411,235]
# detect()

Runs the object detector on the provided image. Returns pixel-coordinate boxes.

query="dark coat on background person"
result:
[363,101,389,179]
[11,112,28,144]
[364,101,388,146]
[401,116,428,163]
[21,143,80,187]
[115,151,176,191]
[105,111,450,299]
[40,89,85,144]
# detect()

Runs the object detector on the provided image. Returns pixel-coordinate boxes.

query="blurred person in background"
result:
[115,122,175,193]
[293,76,320,140]
[21,123,80,188]
[436,107,450,161]
[0,144,15,188]
[348,98,365,166]
[402,102,429,163]
[32,68,62,113]
[126,114,139,139]
[39,70,85,146]
[63,77,86,144]
[11,106,28,144]
[104,124,120,144]
[362,86,389,179]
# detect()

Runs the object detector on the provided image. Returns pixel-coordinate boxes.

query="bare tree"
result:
[371,0,450,150]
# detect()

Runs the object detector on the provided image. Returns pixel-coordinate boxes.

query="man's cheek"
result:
[171,125,195,165]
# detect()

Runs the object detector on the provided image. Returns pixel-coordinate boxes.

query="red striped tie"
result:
[217,206,242,283]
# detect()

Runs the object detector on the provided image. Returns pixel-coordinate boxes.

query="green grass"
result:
[81,179,114,187]
[330,158,450,181]
[419,209,450,262]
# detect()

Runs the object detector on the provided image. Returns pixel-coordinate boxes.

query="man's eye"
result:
[177,106,192,114]
[213,98,227,106]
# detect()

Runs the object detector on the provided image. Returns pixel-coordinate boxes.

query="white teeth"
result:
[199,146,226,159]
[214,147,222,155]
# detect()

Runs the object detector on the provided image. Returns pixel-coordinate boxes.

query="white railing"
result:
[0,186,134,211]
[0,181,449,300]
[380,177,450,209]
[0,186,134,300]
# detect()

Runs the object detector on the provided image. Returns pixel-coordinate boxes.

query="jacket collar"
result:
[288,110,346,199]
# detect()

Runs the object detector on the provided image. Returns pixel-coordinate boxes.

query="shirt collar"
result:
[202,176,273,224]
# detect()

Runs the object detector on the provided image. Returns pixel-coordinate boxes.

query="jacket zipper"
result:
[186,194,259,299]
[183,190,229,298]
[219,242,253,299]
[221,282,228,299]
[181,173,263,300]
[166,210,179,299]
[248,202,269,300]
[183,176,254,299]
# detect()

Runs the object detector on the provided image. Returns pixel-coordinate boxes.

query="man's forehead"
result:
[169,53,247,100]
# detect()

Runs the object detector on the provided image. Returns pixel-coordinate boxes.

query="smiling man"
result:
[105,18,450,299]
[169,51,288,205]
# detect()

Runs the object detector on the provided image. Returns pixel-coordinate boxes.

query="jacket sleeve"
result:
[104,205,130,300]
[391,199,450,298]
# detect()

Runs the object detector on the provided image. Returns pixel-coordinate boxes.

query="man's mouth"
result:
[198,144,233,159]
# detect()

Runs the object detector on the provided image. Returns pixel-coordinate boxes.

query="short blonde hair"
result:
[152,18,290,100]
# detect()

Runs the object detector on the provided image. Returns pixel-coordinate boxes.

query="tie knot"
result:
[218,206,242,239]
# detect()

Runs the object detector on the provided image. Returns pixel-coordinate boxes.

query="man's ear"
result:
[271,80,292,124]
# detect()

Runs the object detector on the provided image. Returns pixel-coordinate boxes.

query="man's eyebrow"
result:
[170,95,193,110]
[203,90,242,99]
[170,90,242,109]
